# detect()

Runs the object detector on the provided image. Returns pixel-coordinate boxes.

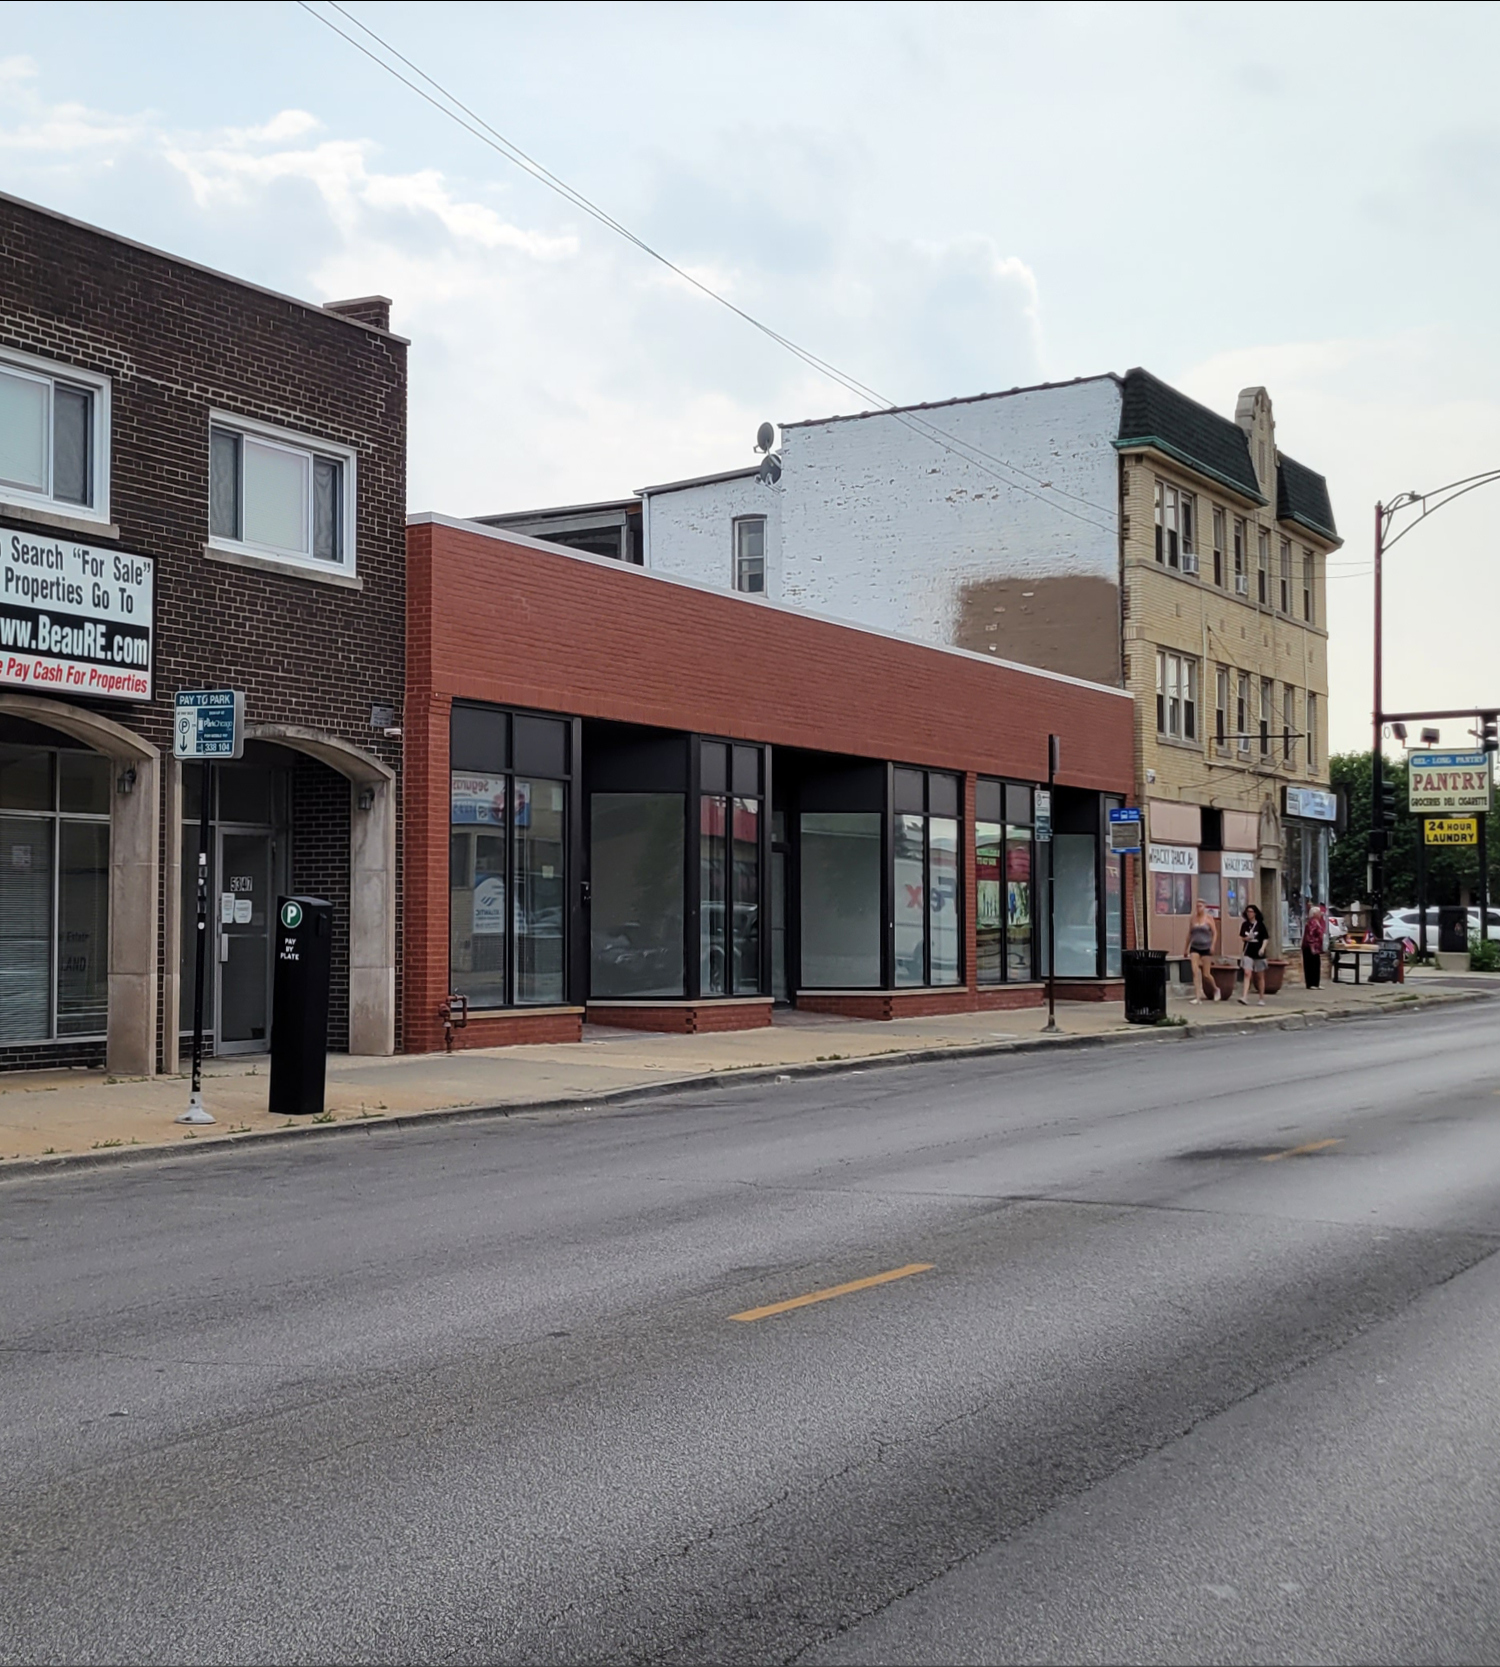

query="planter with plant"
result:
[1470,935,1500,972]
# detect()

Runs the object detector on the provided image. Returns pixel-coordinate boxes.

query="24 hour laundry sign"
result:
[1,525,153,702]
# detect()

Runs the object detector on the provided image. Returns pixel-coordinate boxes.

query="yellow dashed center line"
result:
[730,1262,935,1322]
[1263,1137,1343,1162]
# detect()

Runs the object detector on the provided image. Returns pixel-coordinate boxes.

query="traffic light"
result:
[1482,713,1498,755]
[1370,775,1397,852]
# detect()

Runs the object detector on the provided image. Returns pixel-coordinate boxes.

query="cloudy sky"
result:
[3,0,1497,751]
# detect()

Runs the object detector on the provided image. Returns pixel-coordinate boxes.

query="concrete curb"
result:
[3,986,1493,1183]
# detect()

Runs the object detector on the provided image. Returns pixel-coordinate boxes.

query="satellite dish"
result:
[756,453,782,484]
[755,421,776,454]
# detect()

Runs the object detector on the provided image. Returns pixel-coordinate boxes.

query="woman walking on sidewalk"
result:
[1239,903,1270,1005]
[1302,903,1328,991]
[1187,898,1220,1003]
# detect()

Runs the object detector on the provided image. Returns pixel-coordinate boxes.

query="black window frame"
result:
[890,766,965,990]
[448,702,577,1011]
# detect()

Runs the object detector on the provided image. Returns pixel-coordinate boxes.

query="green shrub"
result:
[1469,935,1500,972]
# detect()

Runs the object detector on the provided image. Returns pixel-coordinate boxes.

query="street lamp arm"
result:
[1381,468,1500,553]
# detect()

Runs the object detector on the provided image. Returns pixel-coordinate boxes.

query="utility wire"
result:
[297,0,1118,536]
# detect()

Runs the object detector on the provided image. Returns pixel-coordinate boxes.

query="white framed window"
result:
[733,516,765,594]
[208,412,356,574]
[1302,549,1315,624]
[1236,672,1250,754]
[1212,507,1226,588]
[1307,692,1319,769]
[1283,684,1297,762]
[1259,677,1273,756]
[1180,490,1198,575]
[1155,650,1198,741]
[1154,479,1180,569]
[1279,538,1292,613]
[0,346,111,523]
[1215,665,1229,750]
[1232,517,1248,595]
[1257,528,1270,605]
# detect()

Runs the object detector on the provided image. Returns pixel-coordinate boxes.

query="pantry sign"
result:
[1408,751,1492,815]
[1,525,153,702]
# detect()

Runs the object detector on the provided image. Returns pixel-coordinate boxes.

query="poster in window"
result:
[451,774,507,826]
[472,874,507,935]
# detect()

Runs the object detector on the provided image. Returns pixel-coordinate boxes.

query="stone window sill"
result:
[204,543,363,590]
[1,500,120,541]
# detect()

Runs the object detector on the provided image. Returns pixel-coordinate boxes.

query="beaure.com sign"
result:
[1,526,153,703]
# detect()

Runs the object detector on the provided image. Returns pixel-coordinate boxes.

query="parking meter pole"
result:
[1043,734,1060,1035]
[1418,824,1428,960]
[178,762,215,1125]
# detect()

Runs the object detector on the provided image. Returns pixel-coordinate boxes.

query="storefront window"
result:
[800,812,881,988]
[591,793,684,998]
[1054,833,1099,977]
[930,816,960,984]
[891,770,962,988]
[976,819,1003,985]
[1006,828,1033,979]
[0,744,110,1043]
[450,707,571,1010]
[894,813,926,986]
[513,779,565,1005]
[699,742,763,998]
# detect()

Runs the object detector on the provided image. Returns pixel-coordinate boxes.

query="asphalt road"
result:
[5,1002,1500,1666]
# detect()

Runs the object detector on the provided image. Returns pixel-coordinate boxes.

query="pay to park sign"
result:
[0,526,153,702]
[1408,750,1492,815]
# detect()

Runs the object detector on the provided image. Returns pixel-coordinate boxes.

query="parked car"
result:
[1383,906,1500,945]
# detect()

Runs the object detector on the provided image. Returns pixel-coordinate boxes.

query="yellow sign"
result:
[1425,817,1479,846]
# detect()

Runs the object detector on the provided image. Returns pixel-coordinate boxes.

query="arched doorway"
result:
[163,723,395,1067]
[0,694,159,1077]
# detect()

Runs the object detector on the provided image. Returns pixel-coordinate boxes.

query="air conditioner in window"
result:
[1181,550,1199,576]
[1234,573,1249,596]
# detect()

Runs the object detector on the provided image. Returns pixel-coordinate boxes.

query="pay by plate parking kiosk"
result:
[269,896,333,1117]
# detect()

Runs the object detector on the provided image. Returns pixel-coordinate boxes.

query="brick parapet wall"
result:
[405,521,1135,1048]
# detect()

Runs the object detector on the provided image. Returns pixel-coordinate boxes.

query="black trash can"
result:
[1122,948,1168,1024]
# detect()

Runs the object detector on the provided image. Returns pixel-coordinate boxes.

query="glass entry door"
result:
[216,830,274,1052]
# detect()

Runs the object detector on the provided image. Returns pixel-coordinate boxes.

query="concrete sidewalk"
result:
[0,969,1491,1173]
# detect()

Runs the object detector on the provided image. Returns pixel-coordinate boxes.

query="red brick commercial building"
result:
[405,515,1135,1052]
[0,193,405,1075]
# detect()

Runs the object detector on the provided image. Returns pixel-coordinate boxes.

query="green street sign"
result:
[280,901,303,930]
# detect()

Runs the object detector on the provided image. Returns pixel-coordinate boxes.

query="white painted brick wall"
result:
[644,471,782,592]
[642,377,1123,650]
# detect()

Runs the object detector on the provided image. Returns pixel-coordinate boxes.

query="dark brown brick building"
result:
[405,515,1135,1054]
[0,192,405,1074]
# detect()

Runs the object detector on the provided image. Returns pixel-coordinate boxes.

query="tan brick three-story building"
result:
[1116,373,1339,961]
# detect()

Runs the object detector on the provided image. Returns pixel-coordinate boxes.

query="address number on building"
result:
[1,525,153,703]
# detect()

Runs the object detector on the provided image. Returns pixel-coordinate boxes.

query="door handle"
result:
[220,934,230,963]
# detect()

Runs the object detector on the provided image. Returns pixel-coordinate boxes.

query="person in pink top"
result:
[1302,903,1328,990]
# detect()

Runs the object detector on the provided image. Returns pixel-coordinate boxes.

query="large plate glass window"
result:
[977,778,1033,985]
[0,743,111,1043]
[0,349,108,517]
[209,416,355,572]
[892,768,961,988]
[699,741,762,995]
[449,706,569,1008]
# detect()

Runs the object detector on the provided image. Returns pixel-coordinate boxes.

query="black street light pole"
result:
[1371,471,1500,937]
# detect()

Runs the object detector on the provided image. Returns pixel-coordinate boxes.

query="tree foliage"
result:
[1328,751,1497,908]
